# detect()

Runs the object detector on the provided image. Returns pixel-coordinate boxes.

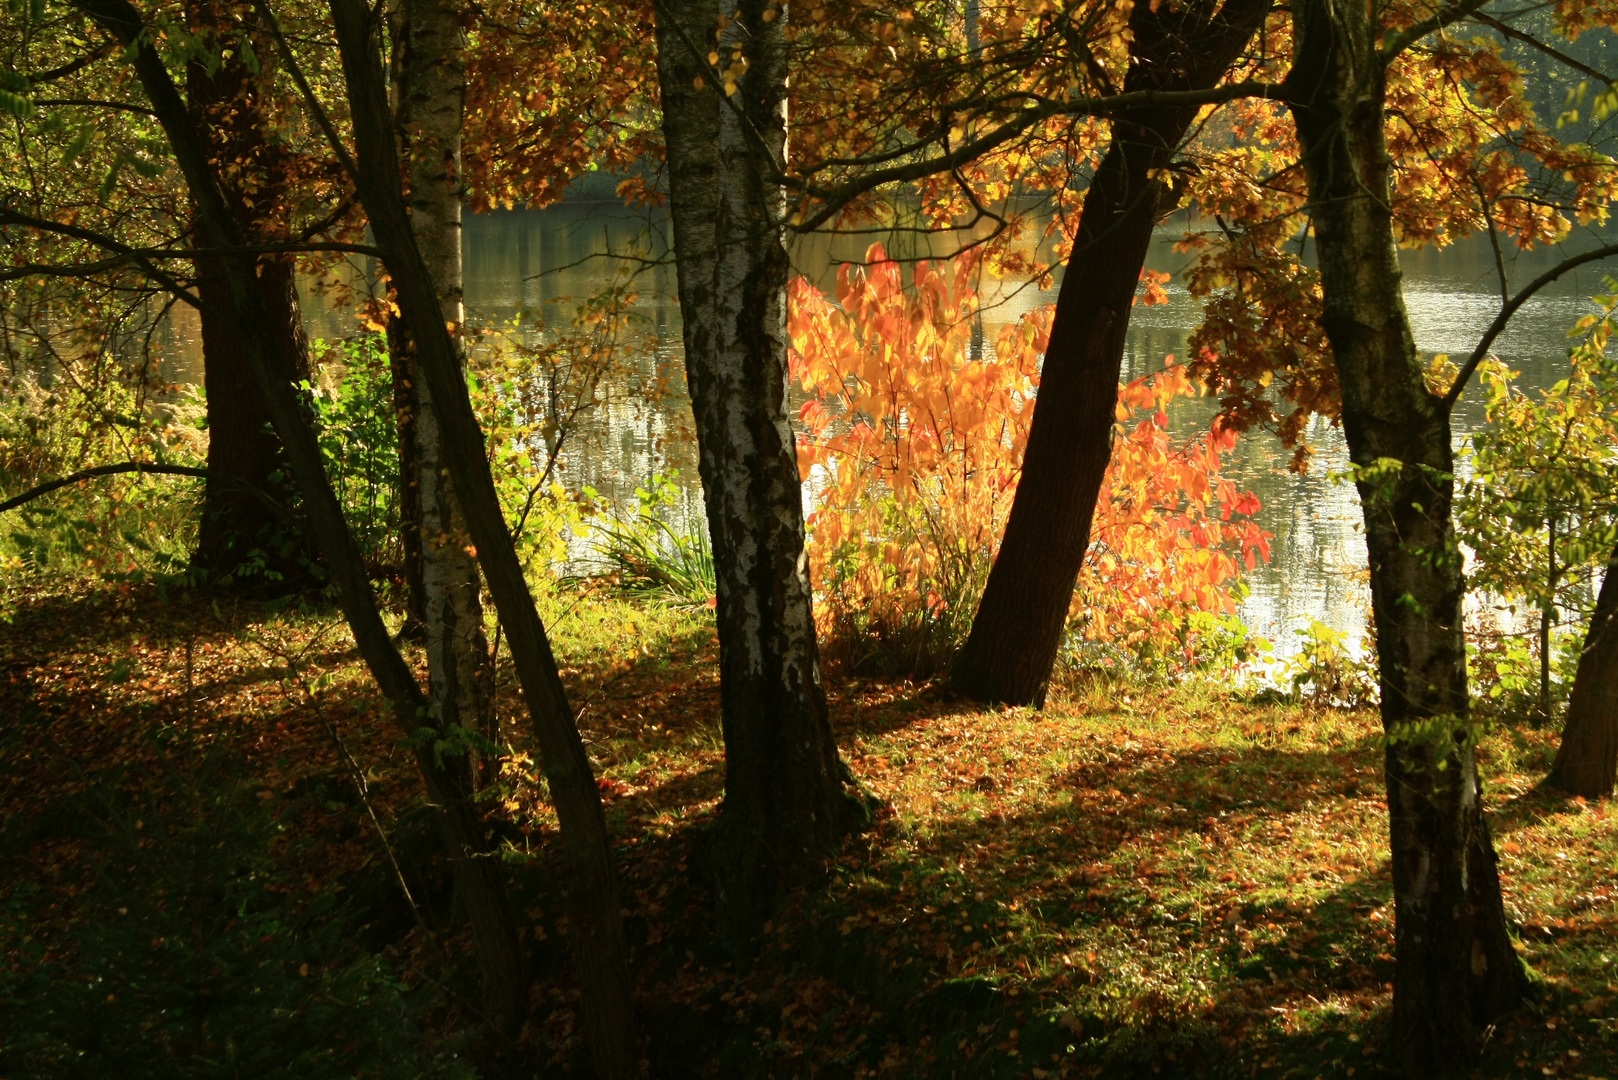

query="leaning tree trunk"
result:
[186,43,311,584]
[389,0,517,1033]
[952,0,1272,706]
[1549,542,1618,797]
[384,313,427,636]
[327,0,638,1072]
[654,0,865,933]
[83,0,534,1062]
[1287,0,1529,1073]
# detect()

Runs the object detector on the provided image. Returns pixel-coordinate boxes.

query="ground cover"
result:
[0,580,1614,1078]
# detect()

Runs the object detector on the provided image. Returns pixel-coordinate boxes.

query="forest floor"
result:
[1,580,1615,1079]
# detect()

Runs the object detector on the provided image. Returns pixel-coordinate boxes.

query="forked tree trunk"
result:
[654,0,867,935]
[186,44,311,583]
[1287,0,1529,1072]
[1549,544,1618,797]
[952,0,1272,706]
[83,0,534,1059]
[327,1,637,1072]
[389,0,515,1032]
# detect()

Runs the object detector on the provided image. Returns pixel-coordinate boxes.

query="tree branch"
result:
[250,0,363,186]
[33,97,157,115]
[1379,0,1493,64]
[791,79,1284,233]
[2,462,228,514]
[0,208,201,306]
[26,45,115,84]
[1442,242,1618,411]
[1472,12,1618,85]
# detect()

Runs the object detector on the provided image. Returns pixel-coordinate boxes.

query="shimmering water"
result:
[459,202,1618,656]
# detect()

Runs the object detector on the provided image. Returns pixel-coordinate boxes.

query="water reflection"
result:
[153,201,1615,658]
[462,204,1617,657]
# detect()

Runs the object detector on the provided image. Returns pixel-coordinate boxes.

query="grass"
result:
[1,578,1615,1078]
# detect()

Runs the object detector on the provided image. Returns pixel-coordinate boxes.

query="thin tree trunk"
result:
[653,0,867,935]
[1549,544,1618,797]
[1286,0,1529,1072]
[186,43,311,583]
[89,0,529,1053]
[326,2,637,1072]
[385,313,427,637]
[952,0,1272,706]
[389,0,514,1031]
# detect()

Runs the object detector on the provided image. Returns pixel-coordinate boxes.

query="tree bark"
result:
[185,42,311,584]
[1286,1,1529,1073]
[654,0,866,935]
[952,0,1272,706]
[389,0,513,1031]
[385,313,427,636]
[326,1,637,1072]
[86,0,530,1053]
[1549,544,1618,797]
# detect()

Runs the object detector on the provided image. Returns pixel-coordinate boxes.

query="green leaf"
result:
[0,87,34,118]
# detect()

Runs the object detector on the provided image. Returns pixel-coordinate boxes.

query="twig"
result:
[1442,242,1618,411]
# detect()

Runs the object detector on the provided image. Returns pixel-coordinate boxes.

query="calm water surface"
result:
[459,203,1618,658]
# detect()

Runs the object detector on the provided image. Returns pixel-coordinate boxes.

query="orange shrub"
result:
[789,244,1271,676]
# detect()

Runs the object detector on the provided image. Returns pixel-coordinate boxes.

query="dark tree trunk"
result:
[1549,544,1618,797]
[326,1,637,1072]
[186,45,311,583]
[385,314,427,637]
[1286,0,1529,1073]
[190,248,310,579]
[654,0,867,935]
[952,0,1272,706]
[110,0,528,1052]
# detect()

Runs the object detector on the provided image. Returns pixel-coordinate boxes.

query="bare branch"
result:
[1379,0,1493,64]
[1442,242,1618,411]
[0,208,201,306]
[791,80,1284,233]
[1472,12,1618,85]
[2,463,209,513]
[33,97,157,115]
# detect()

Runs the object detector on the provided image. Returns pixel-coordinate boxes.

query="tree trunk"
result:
[190,248,311,581]
[327,1,638,1072]
[186,45,311,584]
[1549,543,1618,797]
[385,313,427,637]
[95,0,530,1053]
[1286,1,1529,1073]
[654,0,866,935]
[952,0,1272,706]
[389,0,514,1032]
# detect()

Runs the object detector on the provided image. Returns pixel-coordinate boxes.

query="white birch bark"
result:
[655,0,864,931]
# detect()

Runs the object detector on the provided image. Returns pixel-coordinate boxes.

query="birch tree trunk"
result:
[952,0,1271,706]
[1286,1,1529,1072]
[653,0,866,933]
[388,0,521,1035]
[1550,544,1618,796]
[81,0,533,1054]
[327,1,638,1070]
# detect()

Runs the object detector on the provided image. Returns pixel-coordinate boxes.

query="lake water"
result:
[458,202,1618,659]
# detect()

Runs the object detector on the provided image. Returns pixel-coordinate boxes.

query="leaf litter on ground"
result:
[1,580,1615,1078]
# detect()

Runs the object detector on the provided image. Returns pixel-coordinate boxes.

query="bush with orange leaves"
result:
[789,244,1272,677]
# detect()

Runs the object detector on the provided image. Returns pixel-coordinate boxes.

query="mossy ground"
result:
[1,580,1613,1078]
